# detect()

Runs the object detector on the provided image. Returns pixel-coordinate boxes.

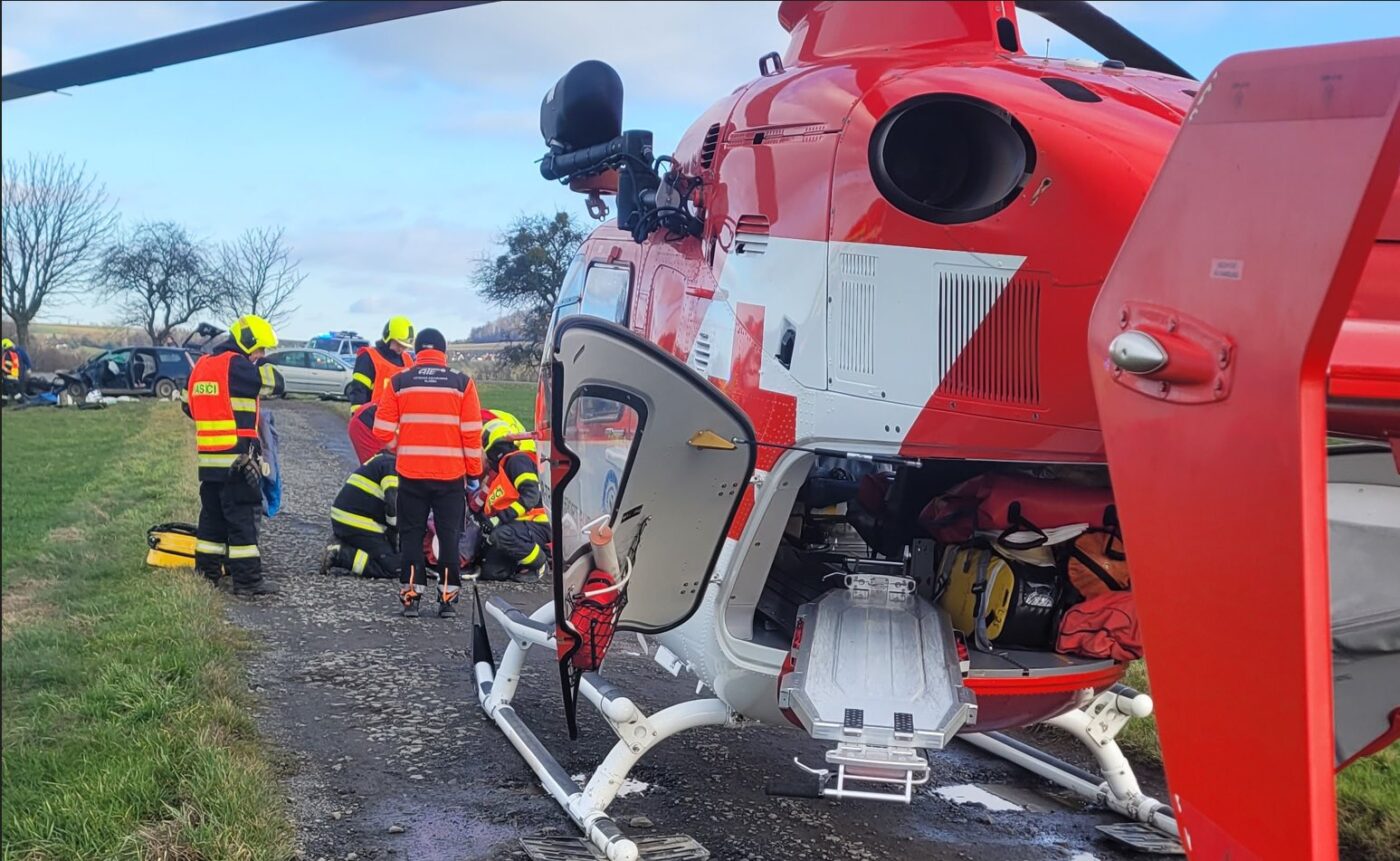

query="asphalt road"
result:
[227,399,1164,861]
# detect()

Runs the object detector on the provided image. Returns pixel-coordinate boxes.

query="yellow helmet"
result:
[383,316,415,349]
[486,408,535,452]
[482,419,513,453]
[229,315,278,354]
[1,338,13,350]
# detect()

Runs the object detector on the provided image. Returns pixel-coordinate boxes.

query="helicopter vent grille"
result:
[834,252,878,376]
[937,270,1041,406]
[701,123,721,169]
[690,330,713,376]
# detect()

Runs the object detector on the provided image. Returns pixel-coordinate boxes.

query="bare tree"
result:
[213,226,305,326]
[471,211,585,365]
[100,222,216,346]
[1,154,118,346]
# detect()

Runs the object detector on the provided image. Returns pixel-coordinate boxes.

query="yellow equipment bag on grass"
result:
[146,522,198,567]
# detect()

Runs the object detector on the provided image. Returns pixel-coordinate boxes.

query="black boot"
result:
[233,578,281,597]
[319,544,340,576]
[399,585,422,617]
[508,565,545,585]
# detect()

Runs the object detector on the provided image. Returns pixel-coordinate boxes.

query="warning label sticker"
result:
[1210,259,1244,280]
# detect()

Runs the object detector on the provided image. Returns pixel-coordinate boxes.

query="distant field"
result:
[27,322,136,340]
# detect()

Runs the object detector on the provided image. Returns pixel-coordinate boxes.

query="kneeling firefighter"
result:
[478,419,550,583]
[321,452,402,579]
[186,315,285,595]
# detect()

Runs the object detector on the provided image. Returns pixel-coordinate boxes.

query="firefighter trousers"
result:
[399,477,465,596]
[481,520,551,581]
[330,525,401,579]
[196,478,263,585]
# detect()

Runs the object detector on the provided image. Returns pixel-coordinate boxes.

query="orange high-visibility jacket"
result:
[187,346,282,481]
[351,343,414,411]
[484,449,547,522]
[371,349,483,481]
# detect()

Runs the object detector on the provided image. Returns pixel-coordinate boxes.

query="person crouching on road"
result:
[371,327,483,617]
[477,419,550,583]
[186,315,285,596]
[320,451,402,579]
[347,315,415,463]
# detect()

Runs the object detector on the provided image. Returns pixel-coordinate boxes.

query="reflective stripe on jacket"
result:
[485,449,548,522]
[331,452,400,532]
[187,346,283,481]
[371,349,483,481]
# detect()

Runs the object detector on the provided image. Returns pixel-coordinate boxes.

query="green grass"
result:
[477,380,537,428]
[1112,662,1398,860]
[1,402,293,861]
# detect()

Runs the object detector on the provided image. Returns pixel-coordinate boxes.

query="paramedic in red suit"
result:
[347,315,415,463]
[372,328,483,618]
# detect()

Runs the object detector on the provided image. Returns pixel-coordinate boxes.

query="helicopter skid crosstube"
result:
[476,598,733,861]
[478,597,1184,857]
[961,685,1182,850]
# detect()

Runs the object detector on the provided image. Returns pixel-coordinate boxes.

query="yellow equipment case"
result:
[146,522,198,567]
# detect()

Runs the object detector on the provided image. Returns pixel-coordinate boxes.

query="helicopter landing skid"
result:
[476,597,732,861]
[961,685,1183,854]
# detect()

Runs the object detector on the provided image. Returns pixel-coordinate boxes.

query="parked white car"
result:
[264,347,355,398]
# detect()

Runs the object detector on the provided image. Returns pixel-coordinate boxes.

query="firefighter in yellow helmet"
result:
[476,418,549,583]
[185,315,285,595]
[1,337,26,404]
[346,316,416,462]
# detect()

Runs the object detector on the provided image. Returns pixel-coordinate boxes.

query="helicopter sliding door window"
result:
[579,263,631,324]
[556,392,642,563]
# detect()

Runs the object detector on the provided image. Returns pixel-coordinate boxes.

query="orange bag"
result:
[1066,532,1131,598]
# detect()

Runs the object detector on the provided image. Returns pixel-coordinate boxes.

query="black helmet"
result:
[414,328,447,352]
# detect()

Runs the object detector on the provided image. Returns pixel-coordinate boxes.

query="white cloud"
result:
[306,1,786,108]
[1,43,29,74]
[293,218,493,281]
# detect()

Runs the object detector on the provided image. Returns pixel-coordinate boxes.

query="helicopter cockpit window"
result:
[556,390,642,564]
[580,264,631,324]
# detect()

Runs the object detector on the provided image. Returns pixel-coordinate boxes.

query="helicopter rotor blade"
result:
[1,0,494,102]
[1014,0,1193,80]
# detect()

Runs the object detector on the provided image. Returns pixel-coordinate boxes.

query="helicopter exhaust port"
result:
[869,94,1036,225]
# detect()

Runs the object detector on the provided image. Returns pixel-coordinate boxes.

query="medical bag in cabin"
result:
[936,546,1066,651]
[146,522,198,568]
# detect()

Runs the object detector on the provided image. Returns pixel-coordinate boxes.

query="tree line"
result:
[6,152,593,364]
[2,153,304,347]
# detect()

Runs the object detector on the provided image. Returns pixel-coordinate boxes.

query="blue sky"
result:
[2,0,1397,341]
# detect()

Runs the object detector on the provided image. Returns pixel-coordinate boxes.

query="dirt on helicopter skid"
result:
[228,399,1161,861]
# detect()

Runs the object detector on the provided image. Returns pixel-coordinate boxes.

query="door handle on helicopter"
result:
[1106,304,1235,404]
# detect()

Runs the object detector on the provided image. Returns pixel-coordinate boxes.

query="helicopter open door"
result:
[543,315,757,635]
[1088,40,1400,861]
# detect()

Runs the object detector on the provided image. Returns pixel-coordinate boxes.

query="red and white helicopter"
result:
[5,3,1396,860]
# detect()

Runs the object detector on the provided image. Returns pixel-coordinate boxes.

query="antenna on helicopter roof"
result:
[1045,38,1051,62]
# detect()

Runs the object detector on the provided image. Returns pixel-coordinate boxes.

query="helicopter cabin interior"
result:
[728,450,1127,680]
